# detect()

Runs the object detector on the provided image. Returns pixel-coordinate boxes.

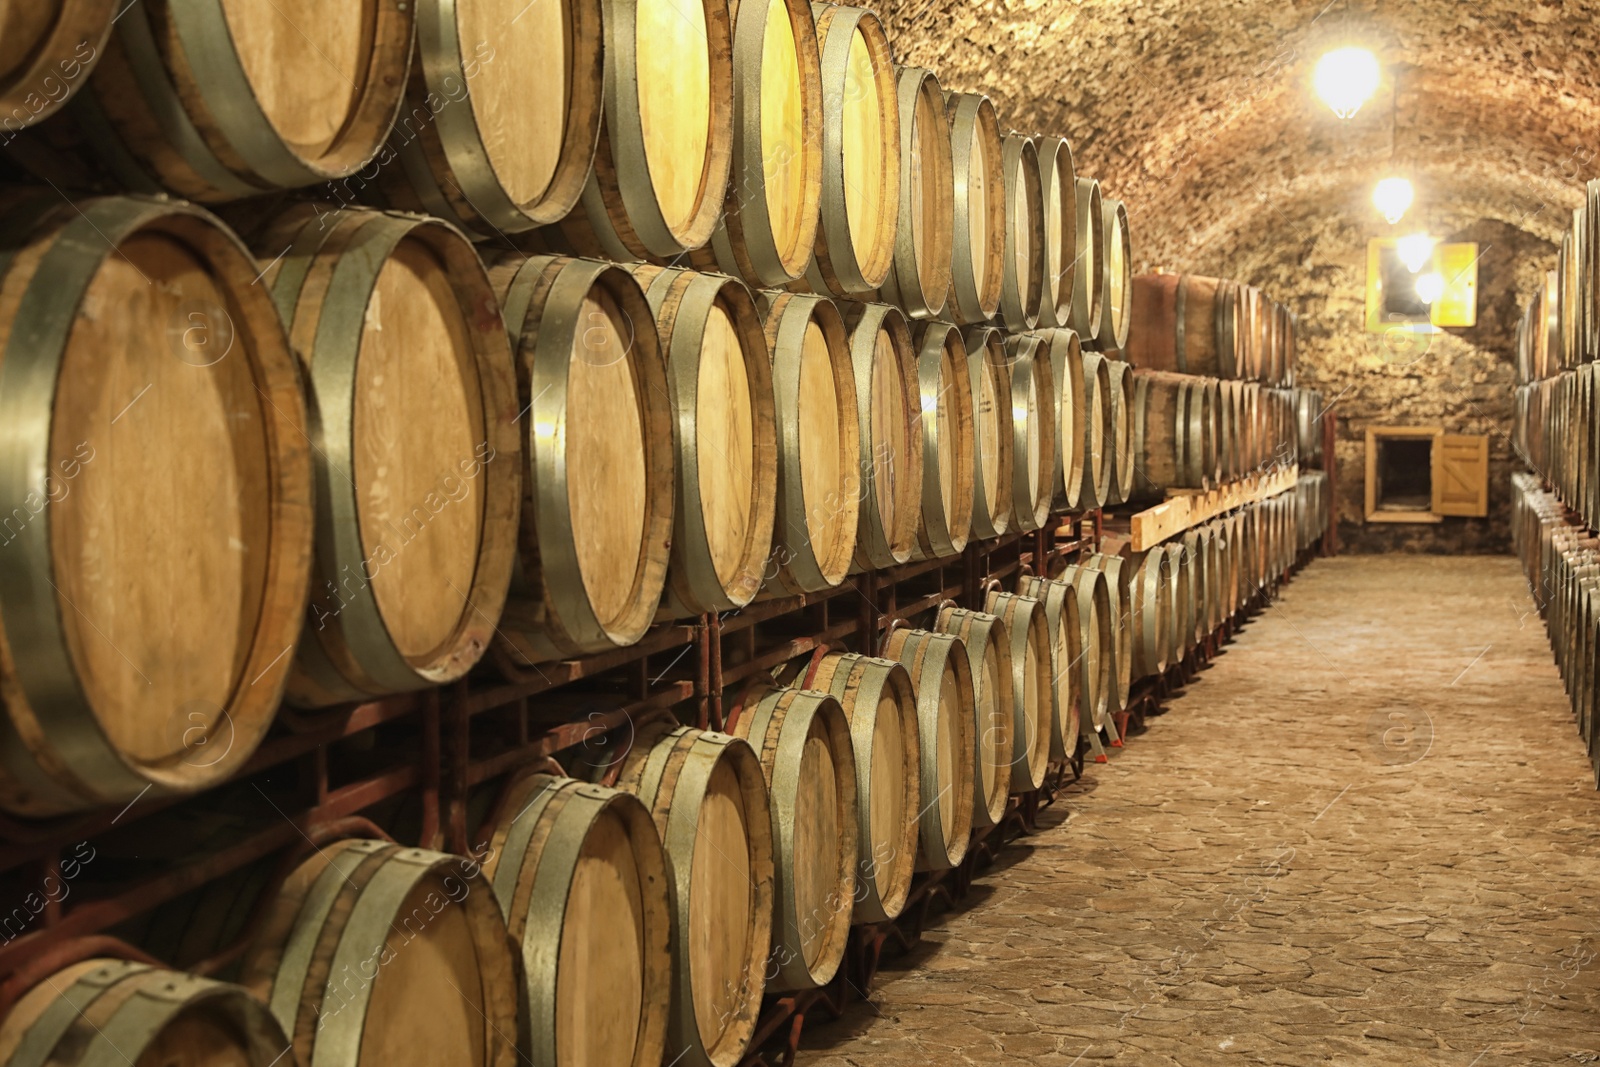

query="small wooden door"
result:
[1432,433,1489,516]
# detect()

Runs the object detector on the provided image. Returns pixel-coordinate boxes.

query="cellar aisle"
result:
[796,556,1600,1067]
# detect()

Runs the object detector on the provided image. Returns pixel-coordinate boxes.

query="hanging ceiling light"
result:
[1373,177,1414,225]
[1415,272,1445,305]
[1313,47,1381,118]
[1396,233,1434,273]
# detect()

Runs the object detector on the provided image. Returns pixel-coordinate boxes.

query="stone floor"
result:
[796,556,1600,1067]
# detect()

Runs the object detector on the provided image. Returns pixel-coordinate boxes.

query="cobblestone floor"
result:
[796,556,1600,1067]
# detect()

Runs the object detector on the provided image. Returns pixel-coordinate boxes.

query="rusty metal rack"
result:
[0,512,1099,982]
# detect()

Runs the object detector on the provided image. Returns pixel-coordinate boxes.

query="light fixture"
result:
[1373,177,1414,225]
[1396,233,1434,273]
[1313,47,1381,118]
[1415,272,1445,305]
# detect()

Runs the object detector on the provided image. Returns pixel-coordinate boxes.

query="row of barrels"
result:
[1515,182,1600,382]
[1126,273,1297,388]
[5,0,1132,343]
[1295,388,1328,468]
[1513,370,1599,533]
[1511,472,1600,782]
[0,191,1144,819]
[1127,371,1301,498]
[5,486,1324,1067]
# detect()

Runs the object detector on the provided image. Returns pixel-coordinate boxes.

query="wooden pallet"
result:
[1128,464,1299,550]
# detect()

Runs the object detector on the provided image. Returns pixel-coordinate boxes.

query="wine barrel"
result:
[944,91,1004,324]
[1016,575,1082,761]
[630,265,777,617]
[910,321,975,560]
[1060,562,1114,737]
[1035,135,1077,329]
[489,254,672,665]
[1069,176,1103,343]
[997,133,1044,330]
[984,591,1053,793]
[845,303,922,569]
[0,1,112,130]
[934,606,1014,829]
[569,0,734,258]
[1103,357,1135,505]
[1126,274,1247,378]
[616,723,774,1067]
[764,291,860,593]
[1179,531,1206,650]
[878,67,952,320]
[1032,327,1084,510]
[483,772,672,1067]
[964,325,1014,538]
[1164,540,1195,660]
[1004,332,1057,533]
[883,627,977,869]
[242,840,519,1067]
[75,0,415,201]
[1294,388,1324,468]
[1197,522,1224,637]
[0,195,312,817]
[803,4,898,297]
[705,0,823,286]
[252,207,518,704]
[1097,198,1132,350]
[808,651,920,922]
[1077,350,1113,508]
[1078,553,1130,713]
[376,0,603,234]
[1127,548,1172,679]
[733,684,858,991]
[0,960,289,1066]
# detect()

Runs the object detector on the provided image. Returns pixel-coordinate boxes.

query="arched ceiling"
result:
[879,0,1600,274]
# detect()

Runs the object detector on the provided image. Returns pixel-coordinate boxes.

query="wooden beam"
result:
[1129,465,1300,550]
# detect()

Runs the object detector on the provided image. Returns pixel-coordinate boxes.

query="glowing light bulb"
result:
[1373,177,1414,225]
[1415,272,1445,305]
[1396,234,1434,273]
[1314,47,1381,118]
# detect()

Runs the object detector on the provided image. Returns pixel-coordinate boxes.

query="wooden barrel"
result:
[1077,350,1113,508]
[1079,553,1130,712]
[0,960,289,1066]
[615,723,774,1067]
[1061,562,1114,738]
[808,651,920,922]
[489,254,672,665]
[1035,135,1077,329]
[376,0,603,234]
[997,133,1044,330]
[1216,512,1241,618]
[705,0,823,286]
[934,606,1014,829]
[1126,274,1247,377]
[1097,198,1132,350]
[1128,548,1171,679]
[242,840,519,1067]
[483,772,672,1067]
[569,0,734,258]
[883,627,977,868]
[944,91,1004,324]
[1179,531,1206,649]
[844,302,923,569]
[733,684,858,991]
[251,207,518,704]
[0,1,113,130]
[1069,176,1103,343]
[878,66,952,319]
[1103,357,1135,505]
[1164,540,1195,660]
[763,291,860,592]
[1133,370,1224,498]
[964,325,1015,539]
[1016,575,1082,761]
[910,321,974,560]
[75,0,414,201]
[803,4,898,297]
[982,592,1052,793]
[0,195,312,817]
[1004,332,1057,533]
[630,265,777,617]
[1198,522,1224,636]
[1034,326,1084,510]
[1294,388,1323,467]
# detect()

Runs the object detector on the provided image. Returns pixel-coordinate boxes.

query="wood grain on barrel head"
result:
[909,87,947,300]
[976,353,1001,522]
[557,809,647,1067]
[933,659,961,836]
[792,721,842,969]
[689,758,753,1050]
[870,327,905,534]
[699,298,756,588]
[135,1006,250,1067]
[841,26,889,273]
[567,284,647,630]
[221,0,369,156]
[936,354,960,522]
[870,689,909,900]
[52,232,270,765]
[966,121,990,296]
[761,0,809,265]
[354,237,485,661]
[638,0,713,234]
[460,0,568,204]
[799,319,847,552]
